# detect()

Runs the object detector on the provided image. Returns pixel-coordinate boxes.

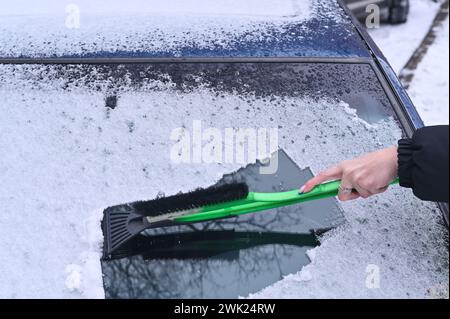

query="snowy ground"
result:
[405,16,449,125]
[368,0,442,74]
[368,0,449,125]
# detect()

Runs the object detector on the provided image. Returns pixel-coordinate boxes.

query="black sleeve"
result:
[397,125,449,202]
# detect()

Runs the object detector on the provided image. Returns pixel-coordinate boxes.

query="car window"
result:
[2,61,445,298]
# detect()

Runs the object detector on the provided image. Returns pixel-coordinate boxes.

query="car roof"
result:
[0,0,371,59]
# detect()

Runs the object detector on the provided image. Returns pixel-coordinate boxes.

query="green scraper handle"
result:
[175,178,399,223]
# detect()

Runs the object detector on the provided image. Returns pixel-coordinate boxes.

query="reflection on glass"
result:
[102,150,344,298]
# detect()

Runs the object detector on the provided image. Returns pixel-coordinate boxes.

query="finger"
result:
[372,185,389,195]
[353,183,373,199]
[338,192,360,201]
[337,173,354,200]
[337,181,356,201]
[300,165,343,193]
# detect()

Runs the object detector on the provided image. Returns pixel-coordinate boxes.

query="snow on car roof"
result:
[2,0,310,17]
[0,0,370,58]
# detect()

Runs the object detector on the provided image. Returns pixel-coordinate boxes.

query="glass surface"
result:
[87,62,395,298]
[3,62,444,299]
[102,150,343,298]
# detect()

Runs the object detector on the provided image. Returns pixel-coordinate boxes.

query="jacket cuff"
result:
[397,138,417,189]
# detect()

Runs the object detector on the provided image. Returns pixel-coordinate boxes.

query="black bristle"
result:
[132,183,249,217]
[102,182,249,257]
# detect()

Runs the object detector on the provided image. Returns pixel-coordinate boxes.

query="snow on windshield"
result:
[0,0,353,58]
[0,63,447,298]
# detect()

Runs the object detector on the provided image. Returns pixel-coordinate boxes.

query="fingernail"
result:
[299,185,305,194]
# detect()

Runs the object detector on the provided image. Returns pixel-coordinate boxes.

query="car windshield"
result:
[0,61,446,298]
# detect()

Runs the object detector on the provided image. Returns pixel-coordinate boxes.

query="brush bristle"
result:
[132,183,249,217]
[102,182,249,257]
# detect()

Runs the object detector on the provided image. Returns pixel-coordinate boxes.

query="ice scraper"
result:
[102,178,399,257]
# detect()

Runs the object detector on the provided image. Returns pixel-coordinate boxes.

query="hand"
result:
[300,146,398,201]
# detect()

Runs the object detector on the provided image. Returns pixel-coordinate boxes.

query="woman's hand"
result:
[300,146,398,201]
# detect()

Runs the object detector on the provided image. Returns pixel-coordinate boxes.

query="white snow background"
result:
[368,0,449,125]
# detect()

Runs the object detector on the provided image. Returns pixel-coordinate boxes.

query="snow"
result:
[368,0,442,74]
[68,209,105,298]
[249,1,450,299]
[368,0,449,126]
[65,264,82,291]
[250,195,448,298]
[406,17,449,125]
[0,0,314,58]
[0,0,448,299]
[1,63,447,298]
[1,0,310,18]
